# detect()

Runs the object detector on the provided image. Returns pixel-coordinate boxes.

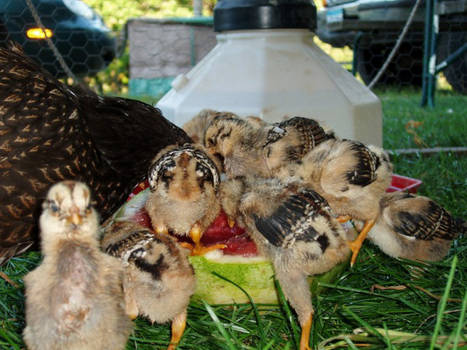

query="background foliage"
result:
[82,0,217,93]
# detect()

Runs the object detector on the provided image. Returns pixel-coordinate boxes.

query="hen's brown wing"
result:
[0,44,85,263]
[0,44,190,263]
[80,92,191,188]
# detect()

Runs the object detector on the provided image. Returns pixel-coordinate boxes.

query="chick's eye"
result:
[50,202,59,213]
[161,172,173,183]
[196,164,206,177]
[266,146,272,158]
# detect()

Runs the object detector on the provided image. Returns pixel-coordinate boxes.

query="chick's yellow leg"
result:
[155,224,169,235]
[348,218,376,267]
[184,223,226,256]
[337,215,352,223]
[167,310,187,350]
[123,281,139,320]
[299,313,313,350]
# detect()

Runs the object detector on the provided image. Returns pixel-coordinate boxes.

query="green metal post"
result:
[421,0,438,107]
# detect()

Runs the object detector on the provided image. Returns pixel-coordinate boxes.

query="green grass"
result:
[1,90,466,349]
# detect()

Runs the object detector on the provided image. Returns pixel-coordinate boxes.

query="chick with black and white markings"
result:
[23,181,132,350]
[238,177,351,350]
[367,191,465,261]
[182,109,240,144]
[145,143,225,255]
[204,114,270,178]
[263,116,334,175]
[285,138,393,266]
[101,221,195,350]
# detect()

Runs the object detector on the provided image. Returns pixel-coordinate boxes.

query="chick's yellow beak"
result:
[67,207,83,226]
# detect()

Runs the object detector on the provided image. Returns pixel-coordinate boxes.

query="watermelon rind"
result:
[189,253,350,305]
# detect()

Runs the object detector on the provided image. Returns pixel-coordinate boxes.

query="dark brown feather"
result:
[254,187,333,249]
[344,140,380,187]
[0,43,191,263]
[387,193,463,241]
[265,116,331,157]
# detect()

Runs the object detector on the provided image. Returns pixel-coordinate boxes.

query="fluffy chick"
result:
[23,181,132,350]
[367,191,465,261]
[239,177,351,350]
[183,109,266,145]
[263,116,334,175]
[286,138,393,266]
[101,221,195,350]
[145,143,224,255]
[204,114,270,178]
[182,109,237,144]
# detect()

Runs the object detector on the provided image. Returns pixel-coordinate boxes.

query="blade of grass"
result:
[343,336,360,350]
[262,338,276,350]
[451,288,467,350]
[0,328,21,350]
[342,305,391,347]
[274,278,300,348]
[319,282,425,313]
[211,271,265,347]
[202,300,238,350]
[430,255,458,350]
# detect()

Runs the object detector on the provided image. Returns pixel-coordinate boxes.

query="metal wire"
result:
[24,0,87,88]
[368,0,424,89]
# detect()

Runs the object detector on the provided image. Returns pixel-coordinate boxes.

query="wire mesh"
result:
[0,0,116,79]
[316,0,467,93]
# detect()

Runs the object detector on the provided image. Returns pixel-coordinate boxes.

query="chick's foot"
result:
[167,311,187,350]
[348,218,375,267]
[181,224,226,256]
[300,312,313,350]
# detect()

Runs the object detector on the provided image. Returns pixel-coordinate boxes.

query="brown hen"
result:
[0,44,190,264]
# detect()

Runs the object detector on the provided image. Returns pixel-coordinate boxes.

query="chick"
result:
[23,181,132,350]
[239,177,351,350]
[145,143,225,255]
[204,114,270,178]
[286,138,393,266]
[101,221,195,350]
[367,191,465,261]
[182,109,237,144]
[263,116,334,175]
[183,109,265,145]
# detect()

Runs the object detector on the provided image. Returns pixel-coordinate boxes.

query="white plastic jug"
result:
[157,29,382,146]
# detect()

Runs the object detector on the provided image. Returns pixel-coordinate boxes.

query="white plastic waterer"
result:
[157,0,382,146]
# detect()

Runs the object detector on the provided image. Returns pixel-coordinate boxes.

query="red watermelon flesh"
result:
[126,182,258,256]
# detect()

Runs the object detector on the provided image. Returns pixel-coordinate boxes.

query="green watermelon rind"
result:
[188,255,350,305]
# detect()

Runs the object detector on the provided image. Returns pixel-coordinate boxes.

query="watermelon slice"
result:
[108,184,351,304]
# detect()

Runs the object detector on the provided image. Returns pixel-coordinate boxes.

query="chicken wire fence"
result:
[0,0,116,81]
[316,0,467,94]
[1,0,465,95]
